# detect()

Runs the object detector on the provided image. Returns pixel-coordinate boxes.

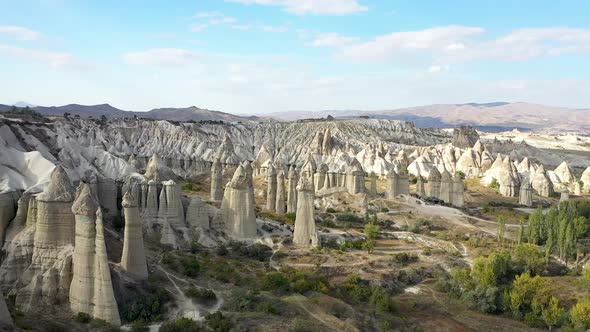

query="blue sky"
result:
[1,0,590,114]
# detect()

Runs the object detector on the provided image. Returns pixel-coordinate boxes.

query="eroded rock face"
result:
[145,153,176,182]
[222,165,257,239]
[287,166,298,214]
[560,186,570,202]
[158,180,188,248]
[266,165,277,211]
[582,167,590,193]
[293,167,318,248]
[519,179,533,207]
[0,191,19,247]
[531,165,554,197]
[451,175,464,207]
[0,294,13,330]
[439,170,452,203]
[453,126,479,149]
[210,160,224,201]
[70,183,121,326]
[15,165,75,310]
[416,176,426,197]
[347,159,365,194]
[121,191,148,280]
[276,170,286,214]
[427,168,441,198]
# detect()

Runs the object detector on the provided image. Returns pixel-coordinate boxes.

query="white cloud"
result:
[259,24,289,33]
[226,0,367,15]
[231,24,253,30]
[193,11,223,18]
[123,48,201,66]
[340,25,485,59]
[190,23,210,32]
[335,25,590,63]
[0,44,90,69]
[309,32,359,47]
[428,65,450,73]
[0,25,42,41]
[190,12,236,32]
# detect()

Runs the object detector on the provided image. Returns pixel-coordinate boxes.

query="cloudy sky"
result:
[1,0,590,114]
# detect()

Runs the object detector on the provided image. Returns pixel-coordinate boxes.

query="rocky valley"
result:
[0,109,589,331]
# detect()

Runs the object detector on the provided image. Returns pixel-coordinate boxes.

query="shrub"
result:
[215,245,228,256]
[336,213,363,223]
[159,318,201,332]
[380,207,389,213]
[112,215,124,231]
[326,207,337,213]
[181,183,194,191]
[185,287,217,304]
[261,272,290,292]
[229,241,273,261]
[290,318,317,332]
[121,287,171,322]
[285,212,296,222]
[75,312,92,324]
[488,178,500,190]
[570,298,590,331]
[204,311,233,332]
[392,253,418,265]
[320,219,336,228]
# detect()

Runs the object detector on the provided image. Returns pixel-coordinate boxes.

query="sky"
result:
[1,0,590,114]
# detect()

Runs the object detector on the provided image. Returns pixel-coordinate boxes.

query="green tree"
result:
[540,296,563,330]
[575,216,587,238]
[570,298,590,331]
[509,272,546,319]
[497,216,506,247]
[518,218,525,244]
[528,206,544,245]
[363,221,380,254]
[471,251,511,287]
[513,243,545,275]
[581,266,590,290]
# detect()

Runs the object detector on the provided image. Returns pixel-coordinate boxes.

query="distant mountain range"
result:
[0,103,262,123]
[267,102,590,132]
[1,101,588,132]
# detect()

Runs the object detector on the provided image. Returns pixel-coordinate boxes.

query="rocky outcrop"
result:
[293,164,318,248]
[386,170,399,199]
[519,179,533,206]
[452,126,479,149]
[158,180,188,248]
[439,170,452,203]
[222,165,257,239]
[210,159,224,201]
[70,183,121,326]
[553,161,575,186]
[0,294,12,330]
[276,170,286,214]
[451,175,464,207]
[287,166,298,213]
[560,186,570,202]
[416,175,426,197]
[0,191,19,247]
[97,177,118,219]
[266,165,277,211]
[531,165,554,197]
[369,172,377,195]
[347,159,364,194]
[121,191,148,280]
[582,167,590,193]
[427,168,441,198]
[16,166,75,310]
[145,153,176,182]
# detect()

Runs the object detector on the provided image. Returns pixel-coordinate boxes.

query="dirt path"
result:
[283,294,358,332]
